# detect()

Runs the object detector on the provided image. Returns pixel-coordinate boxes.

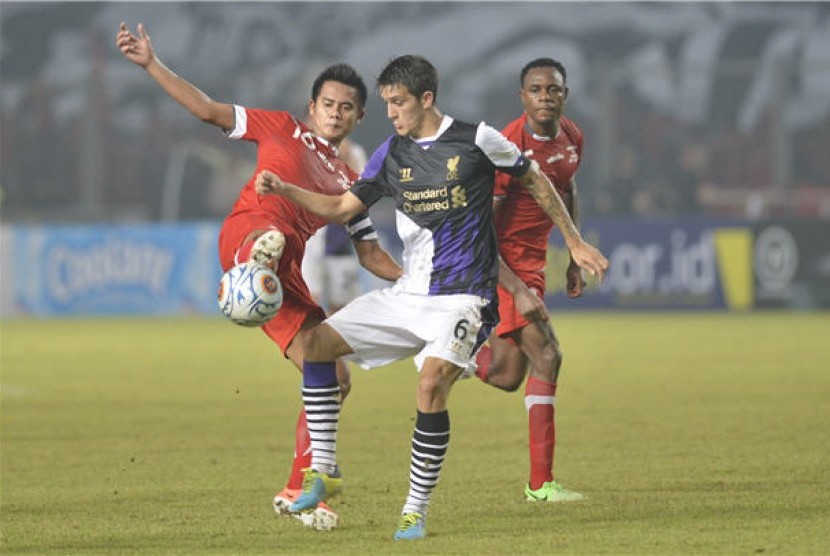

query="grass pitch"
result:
[2,313,829,554]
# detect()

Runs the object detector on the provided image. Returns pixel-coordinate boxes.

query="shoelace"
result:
[301,469,318,493]
[399,512,423,530]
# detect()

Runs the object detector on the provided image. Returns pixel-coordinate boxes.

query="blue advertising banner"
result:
[544,217,753,311]
[2,218,826,317]
[2,223,222,316]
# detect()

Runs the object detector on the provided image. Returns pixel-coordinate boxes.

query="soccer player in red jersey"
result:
[475,58,588,502]
[116,22,401,530]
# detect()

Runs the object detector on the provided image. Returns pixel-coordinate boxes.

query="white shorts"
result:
[325,286,495,372]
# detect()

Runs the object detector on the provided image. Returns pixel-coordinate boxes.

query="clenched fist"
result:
[255,170,287,196]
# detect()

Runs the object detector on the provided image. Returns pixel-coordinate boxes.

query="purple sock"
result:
[303,361,337,388]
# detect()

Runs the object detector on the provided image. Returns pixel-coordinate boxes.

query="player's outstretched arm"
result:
[354,240,403,282]
[520,161,608,280]
[116,22,234,130]
[255,170,367,224]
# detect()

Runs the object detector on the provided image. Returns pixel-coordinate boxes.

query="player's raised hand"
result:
[565,261,585,298]
[255,170,288,196]
[116,22,154,68]
[569,240,609,282]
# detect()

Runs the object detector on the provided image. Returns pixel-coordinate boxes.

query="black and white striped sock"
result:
[402,410,450,515]
[302,361,340,475]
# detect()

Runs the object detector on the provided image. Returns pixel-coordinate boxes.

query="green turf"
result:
[2,313,829,554]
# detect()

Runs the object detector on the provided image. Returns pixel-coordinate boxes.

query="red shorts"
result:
[219,211,326,354]
[494,271,546,339]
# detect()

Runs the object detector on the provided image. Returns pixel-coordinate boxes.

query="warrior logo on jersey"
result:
[399,167,414,182]
[446,156,460,181]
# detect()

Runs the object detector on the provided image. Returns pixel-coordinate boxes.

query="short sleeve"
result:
[475,123,531,177]
[349,136,395,208]
[225,107,293,142]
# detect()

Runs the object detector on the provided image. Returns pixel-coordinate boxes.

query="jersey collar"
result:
[414,115,454,145]
[523,116,559,142]
[315,135,339,156]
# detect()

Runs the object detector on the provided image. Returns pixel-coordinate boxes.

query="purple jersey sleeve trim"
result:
[508,155,532,177]
[360,135,395,180]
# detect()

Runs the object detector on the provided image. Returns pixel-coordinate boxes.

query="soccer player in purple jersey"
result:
[255,55,608,540]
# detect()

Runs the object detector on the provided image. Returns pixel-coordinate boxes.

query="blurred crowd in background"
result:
[2,2,829,225]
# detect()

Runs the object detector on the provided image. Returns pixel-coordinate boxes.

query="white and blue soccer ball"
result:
[217,263,283,327]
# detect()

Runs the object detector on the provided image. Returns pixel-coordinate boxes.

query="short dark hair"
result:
[520,58,567,87]
[376,55,438,101]
[311,63,368,109]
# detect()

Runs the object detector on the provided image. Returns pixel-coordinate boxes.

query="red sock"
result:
[475,344,492,382]
[285,409,312,490]
[525,377,557,490]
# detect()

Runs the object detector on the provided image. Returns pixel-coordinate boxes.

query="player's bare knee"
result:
[496,370,525,392]
[418,363,457,398]
[417,372,442,398]
[485,357,525,391]
[301,324,349,361]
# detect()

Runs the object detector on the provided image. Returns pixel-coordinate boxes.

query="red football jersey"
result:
[218,107,360,352]
[494,114,583,273]
[227,107,357,242]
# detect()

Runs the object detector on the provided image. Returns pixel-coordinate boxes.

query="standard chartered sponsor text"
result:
[403,186,448,213]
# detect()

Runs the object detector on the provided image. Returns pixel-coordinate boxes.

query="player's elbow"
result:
[331,199,363,225]
[356,245,375,268]
[196,102,233,129]
[337,212,354,226]
[190,102,216,124]
[333,212,354,226]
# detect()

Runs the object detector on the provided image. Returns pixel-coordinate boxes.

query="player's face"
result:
[308,81,364,145]
[380,84,431,138]
[520,66,568,132]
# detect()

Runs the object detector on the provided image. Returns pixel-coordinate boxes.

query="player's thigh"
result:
[490,332,528,370]
[219,213,276,270]
[264,301,326,358]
